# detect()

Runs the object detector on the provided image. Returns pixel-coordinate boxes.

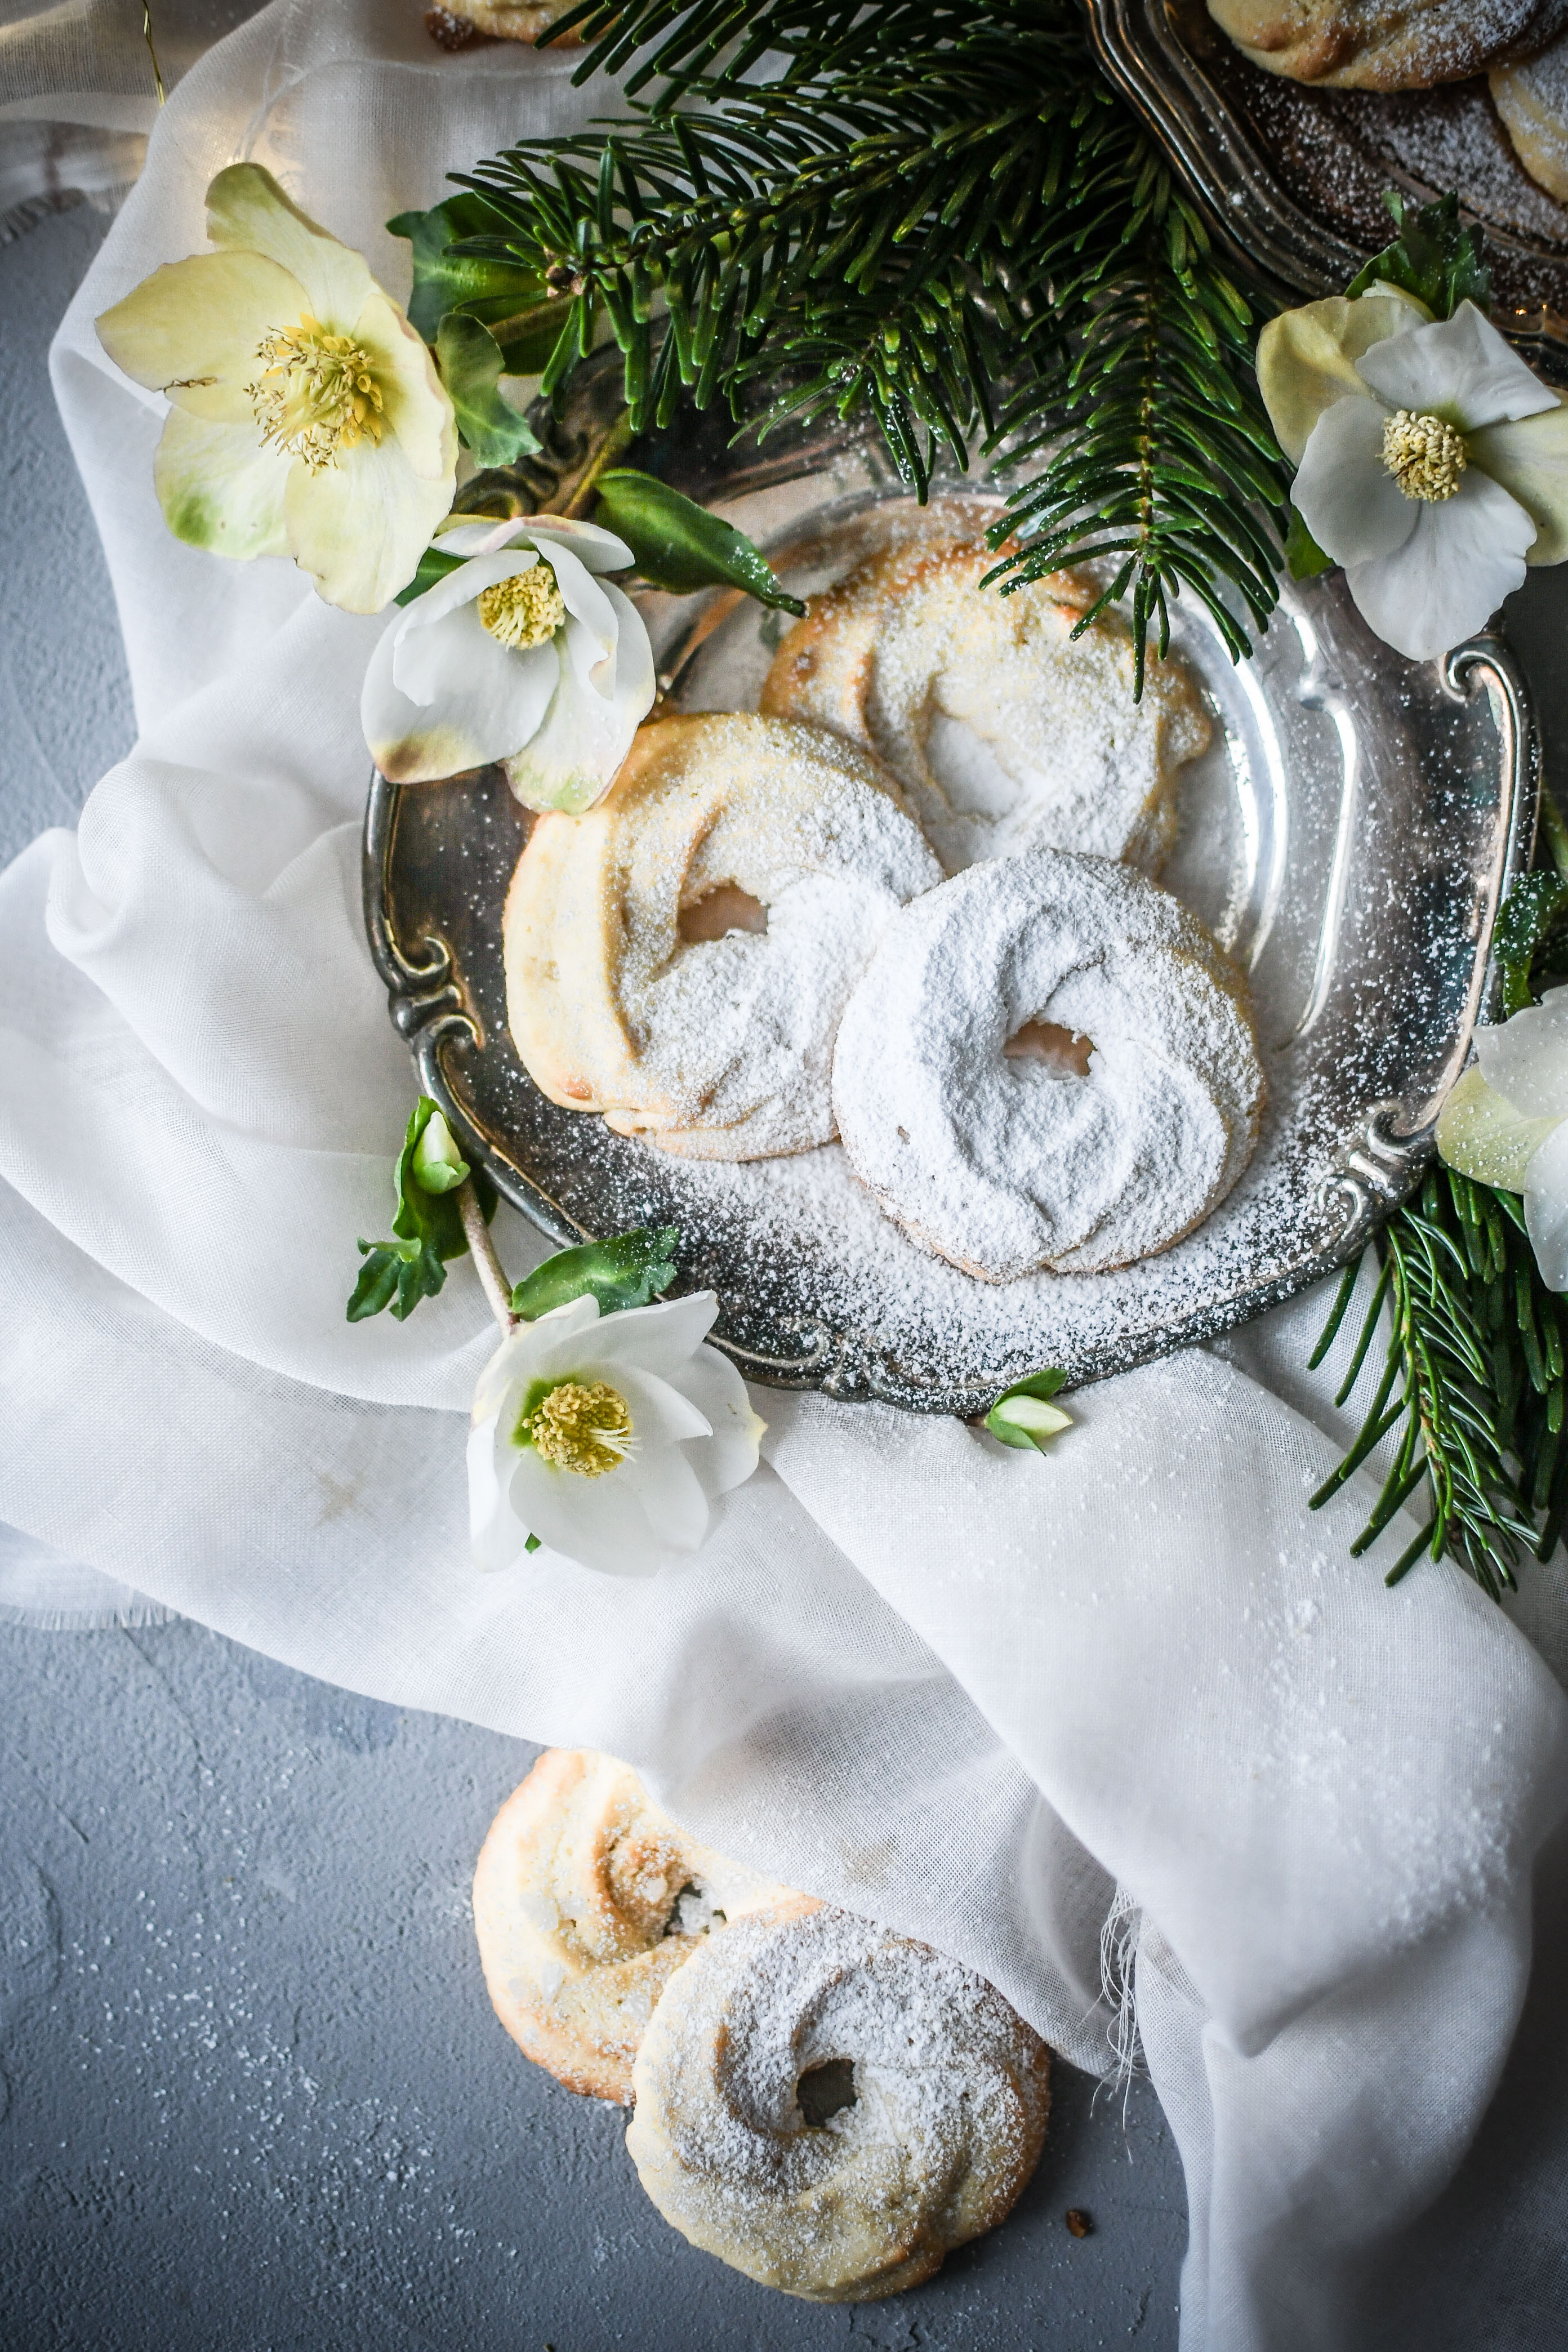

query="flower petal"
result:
[1292,393,1418,567]
[504,584,654,813]
[1356,301,1557,433]
[471,1295,604,1425]
[1255,289,1429,467]
[574,1292,720,1377]
[398,547,541,636]
[96,249,305,424]
[284,431,456,613]
[467,1414,524,1572]
[364,600,558,781]
[1526,1119,1568,1290]
[152,406,291,559]
[351,287,455,484]
[1342,468,1535,661]
[625,1440,711,1552]
[503,1442,679,1576]
[613,1364,714,1449]
[1469,400,1568,566]
[535,538,618,659]
[1475,983,1568,1116]
[432,516,537,560]
[204,162,372,333]
[469,1293,602,1426]
[1436,1064,1565,1191]
[671,1345,768,1498]
[522,513,636,576]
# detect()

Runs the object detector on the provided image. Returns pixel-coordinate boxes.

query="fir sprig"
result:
[443,0,1289,685]
[1310,1169,1566,1597]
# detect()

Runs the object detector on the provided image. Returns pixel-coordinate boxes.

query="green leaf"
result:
[511,1224,681,1321]
[1284,505,1333,580]
[348,1237,449,1324]
[395,545,468,608]
[591,470,805,614]
[346,1097,495,1323]
[985,1367,1072,1453]
[1493,871,1568,1013]
[389,194,549,344]
[435,314,541,468]
[1344,189,1490,322]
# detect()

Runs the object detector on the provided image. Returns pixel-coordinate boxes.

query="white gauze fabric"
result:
[3,6,1568,2346]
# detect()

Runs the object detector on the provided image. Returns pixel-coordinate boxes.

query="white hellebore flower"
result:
[1257,290,1568,661]
[1438,988,1568,1289]
[95,163,456,613]
[360,514,656,810]
[467,1290,765,1576]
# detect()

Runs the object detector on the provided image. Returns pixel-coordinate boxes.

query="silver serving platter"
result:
[1086,0,1568,374]
[364,364,1537,1412]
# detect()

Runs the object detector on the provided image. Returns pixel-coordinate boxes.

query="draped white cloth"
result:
[5,6,1568,2344]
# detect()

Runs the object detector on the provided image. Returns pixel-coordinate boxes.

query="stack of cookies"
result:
[474,1751,1053,2301]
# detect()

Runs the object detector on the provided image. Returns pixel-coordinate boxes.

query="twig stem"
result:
[458,1181,517,1335]
[553,407,635,519]
[141,1,166,103]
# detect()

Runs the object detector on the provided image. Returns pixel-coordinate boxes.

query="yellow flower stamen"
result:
[477,568,567,651]
[246,314,385,473]
[522,1379,632,1476]
[1382,409,1468,503]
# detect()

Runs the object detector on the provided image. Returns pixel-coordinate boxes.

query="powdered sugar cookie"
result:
[505,712,942,1160]
[427,0,582,46]
[1207,0,1568,87]
[760,535,1209,877]
[626,1905,1050,2301]
[473,1749,808,2104]
[832,850,1264,1280]
[1493,31,1568,197]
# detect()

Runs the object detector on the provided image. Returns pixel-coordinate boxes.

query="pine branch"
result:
[1312,1166,1568,1598]
[446,0,1289,684]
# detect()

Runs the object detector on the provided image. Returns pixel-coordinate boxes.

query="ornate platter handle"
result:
[1313,631,1539,1253]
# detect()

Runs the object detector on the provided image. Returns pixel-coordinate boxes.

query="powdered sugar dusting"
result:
[626,1906,1050,2298]
[832,853,1265,1281]
[506,714,939,1161]
[762,533,1210,877]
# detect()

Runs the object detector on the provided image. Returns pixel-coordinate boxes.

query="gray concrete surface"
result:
[0,1620,1186,2352]
[0,201,1188,2352]
[0,201,135,843]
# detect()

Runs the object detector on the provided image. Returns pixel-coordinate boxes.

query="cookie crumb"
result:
[1065,2207,1093,2238]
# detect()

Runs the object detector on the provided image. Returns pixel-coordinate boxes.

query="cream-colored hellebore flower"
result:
[1438,987,1568,1286]
[1257,291,1568,660]
[361,514,656,809]
[467,1290,765,1576]
[95,163,456,613]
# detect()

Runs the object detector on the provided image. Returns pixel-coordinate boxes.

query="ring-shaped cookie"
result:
[505,712,942,1159]
[626,1905,1052,2301]
[832,850,1264,1279]
[1205,0,1568,88]
[760,533,1210,877]
[473,1749,806,2103]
